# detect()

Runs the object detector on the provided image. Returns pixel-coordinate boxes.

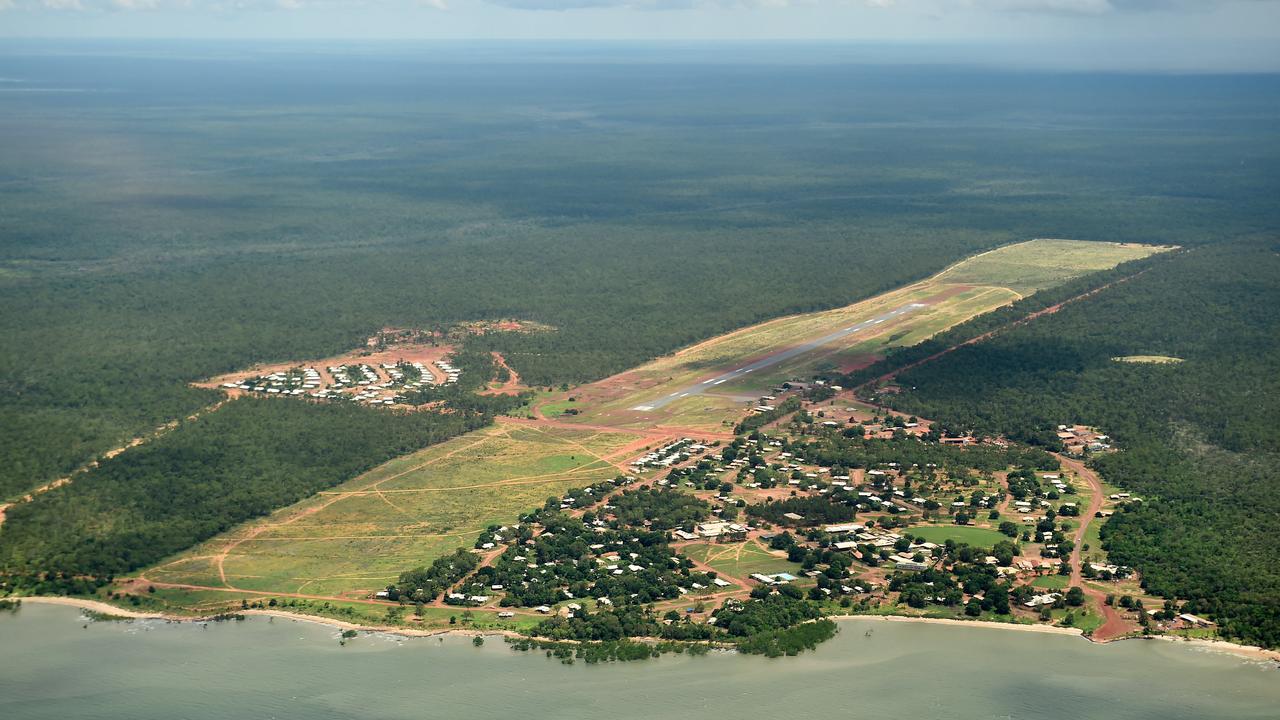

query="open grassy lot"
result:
[1046,605,1106,635]
[1112,355,1184,364]
[934,240,1172,294]
[144,422,641,599]
[907,525,1010,548]
[556,239,1170,432]
[1032,575,1071,590]
[681,540,799,580]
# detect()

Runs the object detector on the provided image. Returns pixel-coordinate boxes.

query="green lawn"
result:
[906,525,1009,548]
[1032,575,1070,589]
[681,540,799,581]
[146,423,641,600]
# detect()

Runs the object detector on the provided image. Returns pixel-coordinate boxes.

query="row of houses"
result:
[224,357,460,407]
[632,438,702,471]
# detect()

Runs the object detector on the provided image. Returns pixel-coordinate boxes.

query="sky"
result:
[1,1,1279,71]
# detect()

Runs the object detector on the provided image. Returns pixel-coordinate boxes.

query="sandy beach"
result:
[19,596,170,620]
[834,613,1086,637]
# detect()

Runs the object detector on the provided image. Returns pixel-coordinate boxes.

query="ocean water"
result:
[1,604,1276,720]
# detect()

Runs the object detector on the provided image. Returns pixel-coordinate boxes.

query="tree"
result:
[1065,586,1085,607]
[990,586,1011,615]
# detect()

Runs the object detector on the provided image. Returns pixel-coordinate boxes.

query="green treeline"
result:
[0,398,485,584]
[736,397,803,434]
[873,238,1280,647]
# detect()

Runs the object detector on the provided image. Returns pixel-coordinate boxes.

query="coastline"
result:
[18,596,170,620]
[13,596,1278,664]
[833,613,1086,638]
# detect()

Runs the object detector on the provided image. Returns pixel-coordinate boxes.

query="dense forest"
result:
[874,239,1280,647]
[0,398,486,586]
[2,50,1277,505]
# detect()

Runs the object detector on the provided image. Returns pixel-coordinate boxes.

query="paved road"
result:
[631,302,927,411]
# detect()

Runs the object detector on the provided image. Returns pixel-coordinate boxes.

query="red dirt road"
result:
[1061,454,1132,641]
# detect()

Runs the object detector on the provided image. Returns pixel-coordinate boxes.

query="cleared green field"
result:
[146,422,640,598]
[1112,355,1184,364]
[935,239,1171,294]
[1046,605,1105,635]
[681,540,799,580]
[1032,575,1070,590]
[907,525,1009,548]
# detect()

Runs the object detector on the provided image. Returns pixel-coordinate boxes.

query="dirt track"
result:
[1060,454,1132,641]
[0,399,229,528]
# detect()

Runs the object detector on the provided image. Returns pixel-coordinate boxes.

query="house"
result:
[1024,593,1061,608]
[750,572,798,585]
[894,559,929,572]
[696,522,729,539]
[829,522,866,538]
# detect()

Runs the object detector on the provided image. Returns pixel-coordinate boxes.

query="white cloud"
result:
[975,0,1114,14]
[983,0,1116,12]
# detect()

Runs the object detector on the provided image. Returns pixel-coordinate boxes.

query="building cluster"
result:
[632,438,705,471]
[223,367,321,397]
[221,357,461,407]
[1056,424,1112,456]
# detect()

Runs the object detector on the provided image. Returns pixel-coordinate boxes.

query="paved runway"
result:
[631,302,927,411]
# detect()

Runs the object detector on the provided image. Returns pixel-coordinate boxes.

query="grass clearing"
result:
[146,421,640,599]
[1032,575,1070,590]
[907,525,1009,548]
[935,239,1172,294]
[1112,355,1184,364]
[681,540,799,580]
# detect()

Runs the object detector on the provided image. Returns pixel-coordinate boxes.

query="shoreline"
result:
[14,595,1278,663]
[833,613,1280,663]
[833,613,1086,638]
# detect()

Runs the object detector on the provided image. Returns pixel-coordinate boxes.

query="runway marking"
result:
[634,302,924,411]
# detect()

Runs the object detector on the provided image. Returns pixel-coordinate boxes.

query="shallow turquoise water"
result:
[1,604,1276,720]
